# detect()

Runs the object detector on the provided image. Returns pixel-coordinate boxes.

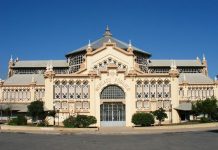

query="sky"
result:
[0,0,218,79]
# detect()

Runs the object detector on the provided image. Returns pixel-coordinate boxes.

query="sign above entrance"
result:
[96,78,130,91]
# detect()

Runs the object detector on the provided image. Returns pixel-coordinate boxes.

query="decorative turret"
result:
[215,75,218,85]
[103,25,112,37]
[202,54,208,76]
[44,61,55,80]
[8,55,14,77]
[196,56,201,63]
[127,40,133,53]
[169,60,179,77]
[0,78,4,87]
[15,57,19,62]
[86,40,92,53]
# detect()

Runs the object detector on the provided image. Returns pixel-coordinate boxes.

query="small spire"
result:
[174,60,177,69]
[203,54,206,61]
[49,60,53,71]
[170,60,177,70]
[46,62,50,71]
[10,55,13,62]
[128,40,132,48]
[88,40,91,48]
[214,76,217,81]
[103,25,112,37]
[170,60,174,69]
[196,56,200,60]
[108,39,111,43]
[16,57,19,62]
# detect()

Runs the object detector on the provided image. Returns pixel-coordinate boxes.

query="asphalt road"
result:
[0,131,218,150]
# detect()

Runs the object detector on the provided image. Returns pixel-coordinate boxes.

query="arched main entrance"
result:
[100,85,126,127]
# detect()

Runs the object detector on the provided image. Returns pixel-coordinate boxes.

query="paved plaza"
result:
[0,130,218,150]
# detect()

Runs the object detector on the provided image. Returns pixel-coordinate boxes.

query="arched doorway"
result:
[100,85,126,127]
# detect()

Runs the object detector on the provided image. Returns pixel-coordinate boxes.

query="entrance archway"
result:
[100,85,126,126]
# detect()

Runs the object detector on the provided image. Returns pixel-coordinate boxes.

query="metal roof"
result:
[66,27,151,56]
[149,60,203,67]
[175,103,192,111]
[4,74,45,86]
[179,73,214,85]
[13,60,68,68]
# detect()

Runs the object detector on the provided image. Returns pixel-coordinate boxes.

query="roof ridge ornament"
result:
[103,25,112,37]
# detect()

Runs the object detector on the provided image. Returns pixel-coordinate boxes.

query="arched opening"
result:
[100,85,126,127]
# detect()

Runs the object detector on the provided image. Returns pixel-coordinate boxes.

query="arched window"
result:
[100,85,125,99]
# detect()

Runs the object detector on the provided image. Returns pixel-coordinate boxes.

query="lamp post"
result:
[53,104,56,126]
[57,109,60,126]
[170,104,173,124]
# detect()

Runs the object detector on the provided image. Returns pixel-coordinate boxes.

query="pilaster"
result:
[44,71,55,110]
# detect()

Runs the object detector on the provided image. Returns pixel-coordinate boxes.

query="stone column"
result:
[29,80,36,102]
[169,67,180,123]
[44,71,55,111]
[125,77,135,127]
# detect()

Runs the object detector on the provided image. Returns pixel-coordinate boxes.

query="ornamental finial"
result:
[103,25,112,37]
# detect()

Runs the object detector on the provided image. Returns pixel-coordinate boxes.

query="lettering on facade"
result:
[96,78,130,91]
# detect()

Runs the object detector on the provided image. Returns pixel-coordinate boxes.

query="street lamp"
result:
[53,103,56,126]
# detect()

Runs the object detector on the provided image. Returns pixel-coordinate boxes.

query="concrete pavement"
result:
[1,122,218,135]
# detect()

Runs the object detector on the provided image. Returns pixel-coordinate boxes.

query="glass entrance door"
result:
[100,102,125,126]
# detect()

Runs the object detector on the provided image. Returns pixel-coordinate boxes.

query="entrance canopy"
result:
[175,103,192,111]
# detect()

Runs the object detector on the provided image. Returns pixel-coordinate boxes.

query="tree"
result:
[27,101,45,122]
[191,96,218,121]
[191,101,202,120]
[131,113,154,127]
[201,97,217,120]
[153,108,168,125]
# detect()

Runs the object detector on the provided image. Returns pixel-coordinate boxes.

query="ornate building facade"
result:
[0,27,218,126]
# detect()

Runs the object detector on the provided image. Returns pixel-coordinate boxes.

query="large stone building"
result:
[0,27,218,126]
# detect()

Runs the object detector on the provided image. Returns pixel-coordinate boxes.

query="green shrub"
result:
[132,112,154,127]
[8,115,27,126]
[63,116,76,128]
[63,115,97,128]
[200,117,211,123]
[75,115,97,128]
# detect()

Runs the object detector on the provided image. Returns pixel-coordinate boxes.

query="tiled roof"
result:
[13,60,68,68]
[4,74,45,85]
[66,36,151,56]
[179,73,214,84]
[149,60,203,67]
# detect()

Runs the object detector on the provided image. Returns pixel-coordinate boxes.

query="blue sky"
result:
[0,0,218,79]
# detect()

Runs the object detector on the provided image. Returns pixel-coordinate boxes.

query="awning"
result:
[175,103,192,111]
[0,104,29,112]
[0,104,52,112]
